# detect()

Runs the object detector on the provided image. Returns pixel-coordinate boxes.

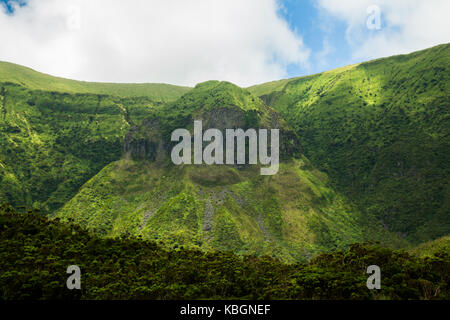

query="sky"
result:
[0,0,449,87]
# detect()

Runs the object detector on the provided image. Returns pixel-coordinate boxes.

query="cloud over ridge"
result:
[0,0,310,86]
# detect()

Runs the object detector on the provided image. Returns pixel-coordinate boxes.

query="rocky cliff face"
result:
[123,116,168,162]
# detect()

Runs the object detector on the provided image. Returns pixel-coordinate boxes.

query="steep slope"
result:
[249,43,450,243]
[55,81,405,262]
[0,84,171,211]
[0,61,191,101]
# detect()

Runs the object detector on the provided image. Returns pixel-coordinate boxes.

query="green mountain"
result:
[0,44,448,262]
[249,43,450,244]
[54,81,404,262]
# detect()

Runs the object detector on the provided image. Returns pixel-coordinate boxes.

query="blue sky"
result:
[279,0,352,77]
[1,0,449,86]
[0,0,24,13]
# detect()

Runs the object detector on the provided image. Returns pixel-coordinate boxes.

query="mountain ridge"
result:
[247,43,449,96]
[0,60,191,101]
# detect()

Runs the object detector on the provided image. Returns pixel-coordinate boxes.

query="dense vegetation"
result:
[0,206,448,300]
[0,83,166,211]
[250,43,450,243]
[54,82,406,262]
[0,61,190,211]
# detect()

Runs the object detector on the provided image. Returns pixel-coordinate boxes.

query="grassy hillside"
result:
[0,61,191,101]
[249,43,450,244]
[1,206,449,300]
[55,82,406,262]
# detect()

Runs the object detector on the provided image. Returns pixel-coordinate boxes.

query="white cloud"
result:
[317,0,450,61]
[0,0,310,87]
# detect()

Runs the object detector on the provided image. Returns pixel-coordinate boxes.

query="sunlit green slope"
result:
[249,43,450,243]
